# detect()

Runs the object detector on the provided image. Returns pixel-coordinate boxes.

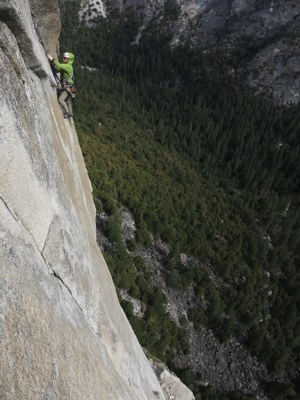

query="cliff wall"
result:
[81,0,300,106]
[0,1,193,398]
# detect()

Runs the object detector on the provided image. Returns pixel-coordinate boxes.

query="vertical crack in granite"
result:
[0,196,43,253]
[0,196,19,224]
[50,266,83,313]
[0,197,84,317]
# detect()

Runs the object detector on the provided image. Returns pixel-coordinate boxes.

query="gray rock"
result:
[83,0,300,105]
[150,359,195,400]
[0,1,172,399]
[120,207,136,242]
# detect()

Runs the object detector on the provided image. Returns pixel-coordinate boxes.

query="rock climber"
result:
[47,52,75,119]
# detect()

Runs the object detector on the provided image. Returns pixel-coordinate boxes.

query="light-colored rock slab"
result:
[0,1,167,398]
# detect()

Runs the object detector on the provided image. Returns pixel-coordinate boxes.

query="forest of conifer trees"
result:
[59,2,300,398]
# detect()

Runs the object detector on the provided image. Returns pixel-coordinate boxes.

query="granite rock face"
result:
[0,1,191,399]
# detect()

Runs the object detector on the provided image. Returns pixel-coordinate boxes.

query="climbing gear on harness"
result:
[63,111,73,119]
[69,84,77,98]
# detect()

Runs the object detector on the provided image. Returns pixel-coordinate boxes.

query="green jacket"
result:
[54,52,75,85]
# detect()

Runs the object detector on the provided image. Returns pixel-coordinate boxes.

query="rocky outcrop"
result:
[245,39,300,105]
[131,241,268,398]
[80,0,300,106]
[0,1,190,398]
[96,208,269,398]
[151,361,195,400]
